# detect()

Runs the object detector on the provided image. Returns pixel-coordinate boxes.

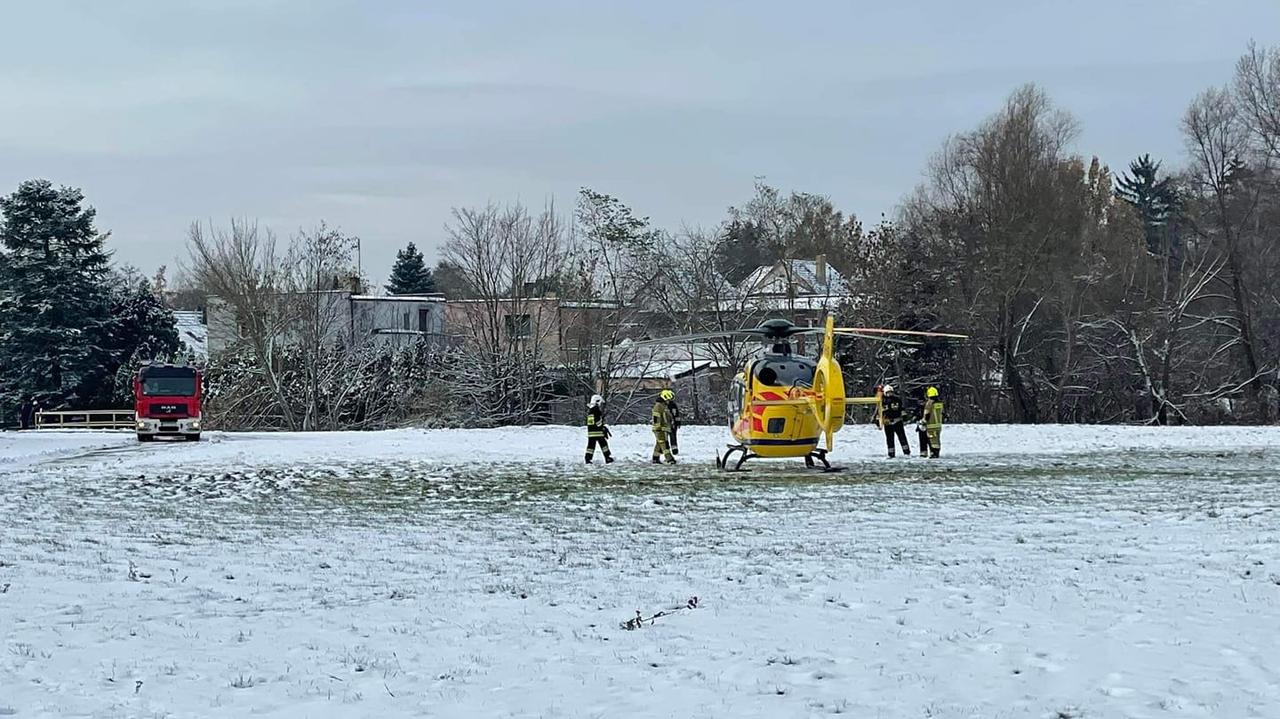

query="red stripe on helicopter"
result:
[748,390,785,433]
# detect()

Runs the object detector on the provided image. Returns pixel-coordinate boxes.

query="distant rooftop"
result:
[352,294,446,302]
[740,258,850,298]
[173,310,207,360]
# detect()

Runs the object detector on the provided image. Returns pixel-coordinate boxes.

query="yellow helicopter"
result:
[634,316,966,471]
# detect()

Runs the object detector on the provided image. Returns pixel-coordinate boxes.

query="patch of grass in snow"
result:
[15,447,1280,531]
[230,673,259,689]
[8,643,37,658]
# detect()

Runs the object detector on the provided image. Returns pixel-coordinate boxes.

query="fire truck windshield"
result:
[142,376,197,396]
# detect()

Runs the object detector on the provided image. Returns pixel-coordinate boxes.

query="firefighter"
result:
[880,384,910,458]
[917,385,943,458]
[667,393,681,456]
[585,394,614,464]
[651,389,677,464]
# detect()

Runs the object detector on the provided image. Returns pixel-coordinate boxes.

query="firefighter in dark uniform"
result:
[880,384,910,458]
[651,389,677,464]
[916,386,943,458]
[585,394,614,464]
[19,396,36,430]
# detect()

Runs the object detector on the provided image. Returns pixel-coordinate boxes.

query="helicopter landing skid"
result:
[716,445,756,472]
[804,449,834,471]
[716,446,841,472]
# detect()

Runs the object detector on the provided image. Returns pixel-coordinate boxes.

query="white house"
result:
[350,294,447,347]
[173,310,208,361]
[738,255,850,308]
[206,292,447,354]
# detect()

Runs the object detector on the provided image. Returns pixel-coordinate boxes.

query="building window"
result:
[504,313,532,339]
[418,308,430,332]
[402,312,410,330]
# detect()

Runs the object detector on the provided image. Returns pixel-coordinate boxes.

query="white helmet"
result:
[589,394,604,408]
[883,384,895,395]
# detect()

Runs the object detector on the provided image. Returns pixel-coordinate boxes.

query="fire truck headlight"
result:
[136,420,147,430]
[188,420,201,431]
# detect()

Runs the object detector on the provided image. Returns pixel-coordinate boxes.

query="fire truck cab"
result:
[134,363,203,442]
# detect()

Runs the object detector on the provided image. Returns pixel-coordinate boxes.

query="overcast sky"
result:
[2,0,1277,287]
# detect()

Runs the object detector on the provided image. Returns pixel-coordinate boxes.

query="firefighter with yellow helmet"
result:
[916,386,943,458]
[651,388,677,464]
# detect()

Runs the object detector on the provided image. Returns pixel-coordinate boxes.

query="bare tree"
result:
[653,227,770,422]
[1182,87,1273,413]
[186,220,371,430]
[571,189,662,412]
[442,201,571,424]
[1235,42,1280,160]
[911,84,1083,421]
[281,224,362,430]
[187,219,299,429]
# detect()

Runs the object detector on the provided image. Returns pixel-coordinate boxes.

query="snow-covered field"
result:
[2,424,1278,718]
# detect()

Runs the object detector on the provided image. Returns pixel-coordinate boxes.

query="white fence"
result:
[37,410,136,430]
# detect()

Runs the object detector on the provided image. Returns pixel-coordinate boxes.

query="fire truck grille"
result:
[152,404,188,416]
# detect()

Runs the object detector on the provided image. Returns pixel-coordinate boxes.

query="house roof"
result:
[606,340,730,380]
[173,310,208,360]
[740,259,850,298]
[610,359,716,380]
[352,294,446,303]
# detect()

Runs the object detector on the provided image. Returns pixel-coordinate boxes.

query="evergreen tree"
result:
[0,180,113,410]
[1116,154,1179,255]
[91,269,182,407]
[385,242,435,295]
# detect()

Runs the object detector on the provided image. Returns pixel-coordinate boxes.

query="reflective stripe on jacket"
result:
[587,407,607,438]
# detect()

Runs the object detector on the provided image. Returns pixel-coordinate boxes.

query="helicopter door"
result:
[729,375,746,426]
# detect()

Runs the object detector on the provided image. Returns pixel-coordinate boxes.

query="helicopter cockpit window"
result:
[753,360,816,388]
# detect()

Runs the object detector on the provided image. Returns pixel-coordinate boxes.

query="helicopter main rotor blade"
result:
[839,332,923,346]
[833,327,969,339]
[792,328,923,346]
[621,329,768,348]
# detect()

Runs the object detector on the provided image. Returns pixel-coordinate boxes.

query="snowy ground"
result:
[2,424,1279,718]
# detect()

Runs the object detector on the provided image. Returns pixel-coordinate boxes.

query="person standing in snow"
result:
[880,384,910,458]
[666,393,681,456]
[651,389,677,464]
[916,386,943,458]
[585,394,614,464]
[18,396,37,430]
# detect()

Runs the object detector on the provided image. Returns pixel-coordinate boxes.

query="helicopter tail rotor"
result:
[809,316,846,451]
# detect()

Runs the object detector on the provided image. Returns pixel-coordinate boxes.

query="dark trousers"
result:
[668,425,679,455]
[884,421,909,455]
[586,436,611,460]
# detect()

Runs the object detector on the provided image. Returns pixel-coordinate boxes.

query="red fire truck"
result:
[134,363,203,442]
